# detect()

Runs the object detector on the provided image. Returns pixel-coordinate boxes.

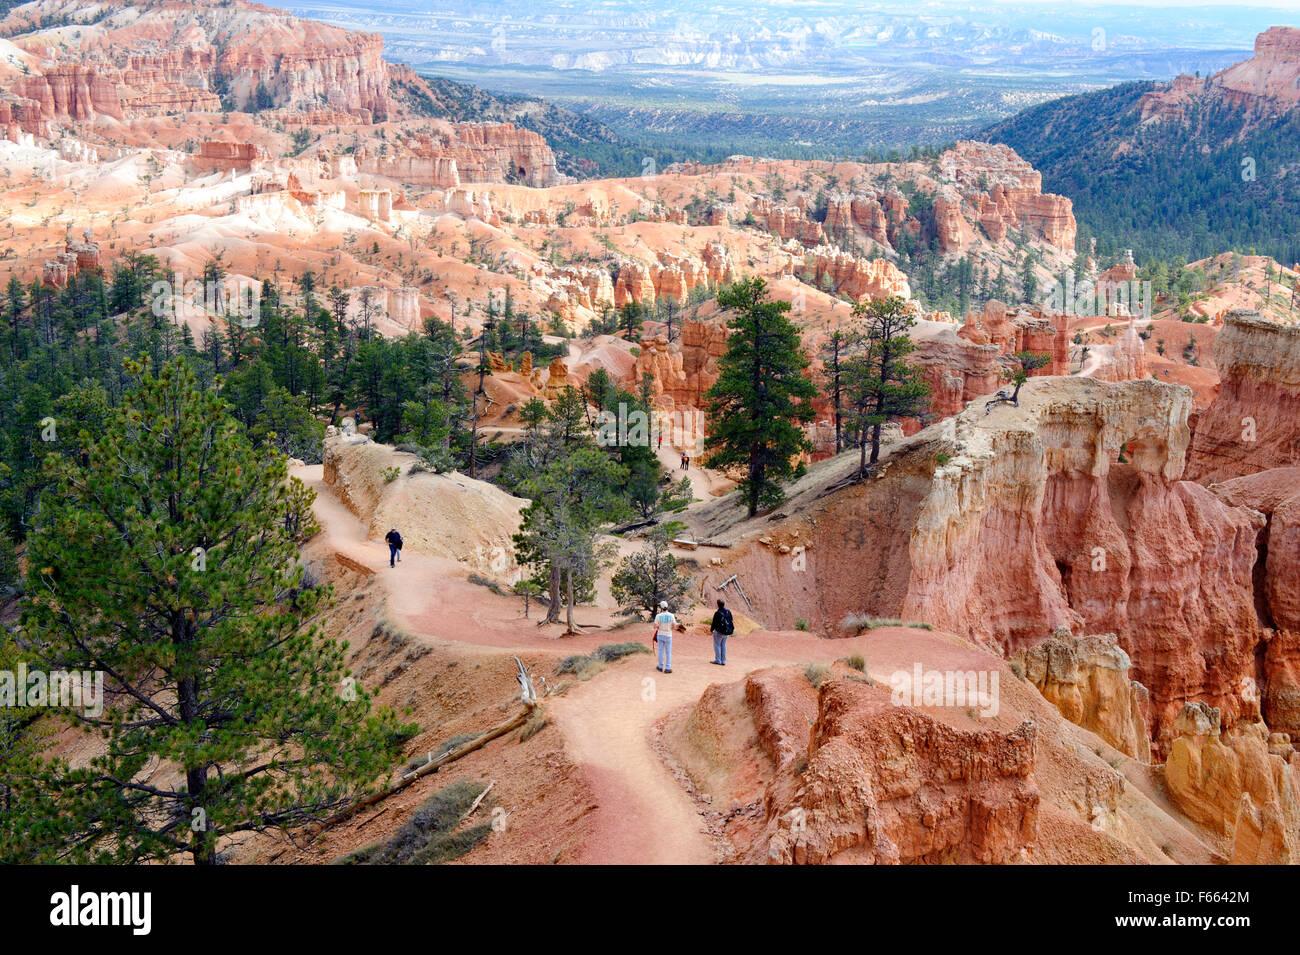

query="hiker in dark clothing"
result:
[385,527,403,567]
[710,598,735,665]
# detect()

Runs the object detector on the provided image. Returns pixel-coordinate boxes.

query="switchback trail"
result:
[295,463,889,864]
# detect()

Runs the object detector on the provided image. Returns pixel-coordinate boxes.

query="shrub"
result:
[467,572,506,595]
[330,842,384,865]
[371,780,490,864]
[844,654,867,673]
[795,617,810,631]
[557,642,650,680]
[804,663,831,687]
[839,613,903,633]
[382,465,401,483]
[518,708,548,742]
[592,642,651,663]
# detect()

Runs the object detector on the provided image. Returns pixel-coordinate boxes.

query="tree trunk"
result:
[565,568,576,634]
[869,421,883,464]
[178,671,215,866]
[544,565,561,623]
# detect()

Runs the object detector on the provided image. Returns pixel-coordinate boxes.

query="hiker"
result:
[684,455,690,470]
[710,598,735,666]
[657,433,663,450]
[680,453,687,470]
[654,600,677,673]
[384,527,403,567]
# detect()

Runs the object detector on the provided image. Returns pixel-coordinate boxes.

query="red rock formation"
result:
[1164,702,1299,862]
[716,377,1269,756]
[958,301,1069,376]
[1142,27,1300,120]
[357,124,558,188]
[14,64,124,121]
[796,247,910,301]
[1211,467,1300,738]
[0,0,540,135]
[614,247,731,309]
[194,141,261,172]
[42,230,100,287]
[629,318,729,413]
[934,186,976,253]
[1014,630,1152,760]
[940,142,1077,252]
[762,678,1039,864]
[823,191,889,246]
[749,199,824,247]
[1186,311,1300,483]
[908,332,1002,420]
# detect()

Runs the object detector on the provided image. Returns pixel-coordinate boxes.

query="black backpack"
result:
[719,609,734,636]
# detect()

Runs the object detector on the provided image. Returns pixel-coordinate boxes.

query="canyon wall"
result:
[713,376,1271,755]
[762,679,1039,864]
[1185,311,1300,483]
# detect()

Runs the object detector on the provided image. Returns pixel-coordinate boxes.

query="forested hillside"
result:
[985,81,1300,265]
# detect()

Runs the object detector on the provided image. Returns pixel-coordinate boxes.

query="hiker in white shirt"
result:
[654,600,677,673]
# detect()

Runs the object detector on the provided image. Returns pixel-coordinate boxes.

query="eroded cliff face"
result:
[1211,467,1300,738]
[1185,311,1300,484]
[1,0,398,121]
[1141,26,1300,121]
[762,678,1040,864]
[709,377,1272,756]
[1014,630,1152,761]
[1164,703,1300,864]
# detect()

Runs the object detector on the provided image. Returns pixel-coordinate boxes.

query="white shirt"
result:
[655,611,676,637]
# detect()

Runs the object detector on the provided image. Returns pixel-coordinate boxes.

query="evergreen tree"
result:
[703,278,817,516]
[611,525,692,619]
[15,359,412,864]
[842,295,931,475]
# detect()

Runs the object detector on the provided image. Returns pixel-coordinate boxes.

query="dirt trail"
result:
[295,463,872,864]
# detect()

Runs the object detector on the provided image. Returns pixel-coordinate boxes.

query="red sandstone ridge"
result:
[763,678,1039,864]
[699,376,1269,756]
[357,125,559,188]
[940,141,1077,253]
[1185,310,1300,484]
[1210,468,1300,739]
[0,0,562,188]
[1141,27,1300,121]
[0,0,398,122]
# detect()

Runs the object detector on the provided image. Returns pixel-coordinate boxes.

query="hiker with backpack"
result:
[710,598,735,665]
[654,600,677,673]
[384,527,403,568]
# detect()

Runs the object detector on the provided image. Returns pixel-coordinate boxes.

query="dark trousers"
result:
[389,544,398,567]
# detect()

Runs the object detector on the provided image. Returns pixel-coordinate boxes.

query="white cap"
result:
[659,600,668,609]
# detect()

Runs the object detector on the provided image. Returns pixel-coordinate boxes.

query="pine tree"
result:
[703,277,817,517]
[512,444,628,630]
[17,359,412,864]
[842,295,931,476]
[611,525,692,619]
